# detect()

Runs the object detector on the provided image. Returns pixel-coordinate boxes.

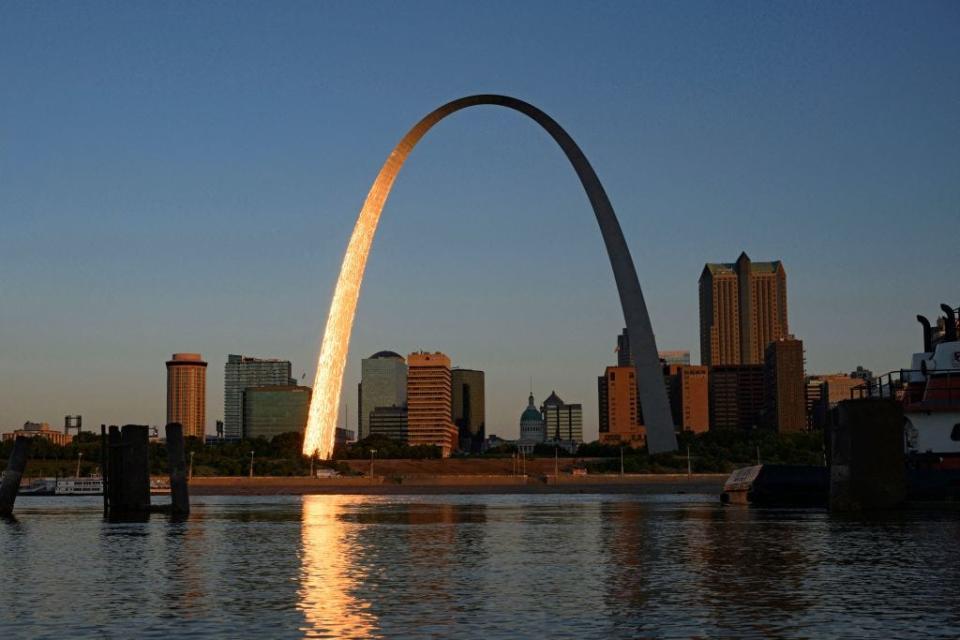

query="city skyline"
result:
[2,3,957,438]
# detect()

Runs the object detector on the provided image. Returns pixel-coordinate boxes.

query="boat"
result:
[721,464,827,506]
[55,477,104,496]
[855,302,960,499]
[18,478,57,496]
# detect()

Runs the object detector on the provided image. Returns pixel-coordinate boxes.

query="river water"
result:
[1,494,958,639]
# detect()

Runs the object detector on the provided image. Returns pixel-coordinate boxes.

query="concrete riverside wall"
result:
[829,399,906,511]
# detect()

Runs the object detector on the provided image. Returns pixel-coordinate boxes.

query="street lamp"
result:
[369,449,377,484]
[189,451,195,481]
[76,451,83,478]
[249,450,255,478]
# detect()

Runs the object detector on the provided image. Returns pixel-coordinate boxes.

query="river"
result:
[1,494,958,638]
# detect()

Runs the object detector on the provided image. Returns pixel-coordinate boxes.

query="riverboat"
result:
[856,303,960,498]
[55,477,104,496]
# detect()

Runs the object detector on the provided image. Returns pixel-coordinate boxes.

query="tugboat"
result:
[857,303,960,499]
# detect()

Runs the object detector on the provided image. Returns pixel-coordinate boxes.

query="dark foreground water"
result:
[2,494,959,639]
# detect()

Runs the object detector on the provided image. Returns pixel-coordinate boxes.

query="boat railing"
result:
[851,368,960,407]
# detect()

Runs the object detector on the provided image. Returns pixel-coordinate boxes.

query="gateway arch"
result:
[302,95,678,459]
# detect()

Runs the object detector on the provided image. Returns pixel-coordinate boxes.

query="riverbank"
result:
[188,473,727,495]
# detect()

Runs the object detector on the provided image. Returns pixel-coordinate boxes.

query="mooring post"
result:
[107,426,122,514]
[101,424,108,517]
[165,423,189,516]
[118,424,151,514]
[0,436,31,518]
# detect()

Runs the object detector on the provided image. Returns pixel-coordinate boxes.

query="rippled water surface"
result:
[2,494,959,638]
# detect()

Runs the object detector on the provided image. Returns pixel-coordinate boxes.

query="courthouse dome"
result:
[520,394,543,424]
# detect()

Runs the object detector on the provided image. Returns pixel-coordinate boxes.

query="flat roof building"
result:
[224,354,294,440]
[242,385,312,441]
[359,351,407,440]
[407,352,458,457]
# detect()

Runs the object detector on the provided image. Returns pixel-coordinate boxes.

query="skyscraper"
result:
[541,391,583,447]
[664,364,710,433]
[406,351,458,457]
[763,337,806,432]
[224,354,294,440]
[166,353,207,439]
[242,385,312,441]
[699,252,788,366]
[598,366,645,447]
[359,351,407,440]
[451,368,485,453]
[709,364,765,430]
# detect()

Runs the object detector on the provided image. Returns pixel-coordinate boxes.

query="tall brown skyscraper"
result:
[407,351,458,457]
[699,252,788,366]
[598,365,646,447]
[763,337,806,432]
[166,353,207,439]
[451,368,485,454]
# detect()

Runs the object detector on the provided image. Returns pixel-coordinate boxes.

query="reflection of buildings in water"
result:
[162,511,208,614]
[686,506,815,635]
[600,501,652,613]
[299,495,377,638]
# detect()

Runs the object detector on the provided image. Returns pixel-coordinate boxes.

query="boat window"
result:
[952,424,960,442]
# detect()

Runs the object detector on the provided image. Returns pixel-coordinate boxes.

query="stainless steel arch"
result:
[302,94,678,458]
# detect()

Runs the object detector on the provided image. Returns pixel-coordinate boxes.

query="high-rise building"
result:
[166,353,207,439]
[541,391,583,446]
[359,351,407,440]
[598,366,645,447]
[369,405,408,442]
[224,354,294,440]
[664,364,709,433]
[763,337,806,432]
[659,351,691,366]
[451,368,485,453]
[709,364,765,430]
[406,351,458,457]
[850,365,874,382]
[806,373,862,429]
[519,393,546,444]
[242,385,311,441]
[616,328,632,366]
[699,252,788,366]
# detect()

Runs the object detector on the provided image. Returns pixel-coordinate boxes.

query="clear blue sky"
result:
[1,1,957,439]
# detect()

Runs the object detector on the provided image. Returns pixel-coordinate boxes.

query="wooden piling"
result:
[165,423,190,516]
[0,436,31,518]
[107,426,122,513]
[117,424,151,514]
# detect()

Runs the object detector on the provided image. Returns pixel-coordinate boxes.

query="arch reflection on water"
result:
[298,496,376,638]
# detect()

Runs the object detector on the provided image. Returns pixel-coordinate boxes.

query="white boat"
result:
[855,303,960,493]
[55,477,104,496]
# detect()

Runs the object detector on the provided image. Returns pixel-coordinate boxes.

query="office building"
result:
[242,385,311,441]
[850,365,874,382]
[659,350,691,366]
[664,364,709,433]
[806,373,861,429]
[224,354,294,440]
[709,365,765,430]
[359,351,407,440]
[598,366,645,447]
[763,337,806,432]
[369,405,408,442]
[451,368,485,453]
[2,421,73,446]
[699,252,788,366]
[541,391,583,447]
[519,393,546,445]
[407,351,458,456]
[166,353,207,439]
[616,327,632,366]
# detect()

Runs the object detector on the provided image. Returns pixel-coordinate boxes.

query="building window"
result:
[951,424,960,442]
